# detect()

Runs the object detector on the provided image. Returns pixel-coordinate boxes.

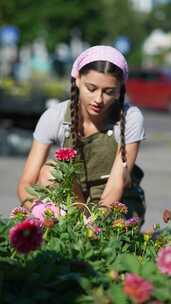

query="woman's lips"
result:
[90,104,102,113]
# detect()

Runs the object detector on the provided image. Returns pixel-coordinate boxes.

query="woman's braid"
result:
[70,77,79,148]
[119,85,127,165]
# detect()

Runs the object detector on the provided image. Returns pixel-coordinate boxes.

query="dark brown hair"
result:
[70,61,127,164]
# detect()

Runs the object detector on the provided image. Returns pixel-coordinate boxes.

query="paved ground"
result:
[0,109,171,231]
[137,109,171,230]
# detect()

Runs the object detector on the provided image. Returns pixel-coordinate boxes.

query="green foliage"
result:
[147,2,171,33]
[1,0,171,66]
[1,208,171,303]
[1,147,171,302]
[0,78,67,100]
[0,0,105,49]
[27,154,82,207]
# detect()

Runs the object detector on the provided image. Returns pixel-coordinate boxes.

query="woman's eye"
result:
[105,90,116,96]
[87,86,96,92]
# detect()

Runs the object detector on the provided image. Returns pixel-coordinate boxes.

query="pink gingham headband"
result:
[71,45,128,81]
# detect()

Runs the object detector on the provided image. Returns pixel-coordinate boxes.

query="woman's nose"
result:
[95,91,103,104]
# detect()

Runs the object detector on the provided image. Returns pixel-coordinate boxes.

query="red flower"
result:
[9,218,43,254]
[55,148,77,161]
[123,273,153,303]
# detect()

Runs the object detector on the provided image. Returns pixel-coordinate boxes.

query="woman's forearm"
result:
[100,184,124,207]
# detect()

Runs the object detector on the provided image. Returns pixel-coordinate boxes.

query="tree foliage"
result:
[146,3,171,33]
[1,0,170,65]
[0,0,106,49]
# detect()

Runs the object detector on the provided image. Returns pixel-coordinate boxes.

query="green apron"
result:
[63,101,146,222]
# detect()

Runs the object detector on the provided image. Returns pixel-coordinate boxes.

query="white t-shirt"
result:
[33,100,145,147]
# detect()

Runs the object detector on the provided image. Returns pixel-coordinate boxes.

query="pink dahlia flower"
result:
[123,273,153,303]
[157,246,171,276]
[31,201,59,225]
[9,218,43,254]
[55,148,77,161]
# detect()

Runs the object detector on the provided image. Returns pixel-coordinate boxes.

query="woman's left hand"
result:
[163,209,171,223]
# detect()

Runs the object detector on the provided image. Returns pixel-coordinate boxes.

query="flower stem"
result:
[11,249,17,259]
[66,192,71,209]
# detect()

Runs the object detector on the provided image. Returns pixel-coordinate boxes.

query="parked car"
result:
[126,69,171,111]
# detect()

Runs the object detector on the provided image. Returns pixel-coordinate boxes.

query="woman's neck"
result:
[79,105,108,137]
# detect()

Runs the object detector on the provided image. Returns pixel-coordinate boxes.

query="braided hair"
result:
[70,77,80,149]
[119,84,127,165]
[70,61,127,167]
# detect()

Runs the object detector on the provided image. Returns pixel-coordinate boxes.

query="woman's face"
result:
[76,70,121,118]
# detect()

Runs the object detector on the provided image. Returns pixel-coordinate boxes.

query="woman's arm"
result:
[17,139,51,208]
[100,141,140,207]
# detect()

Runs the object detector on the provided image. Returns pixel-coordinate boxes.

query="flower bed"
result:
[1,148,171,303]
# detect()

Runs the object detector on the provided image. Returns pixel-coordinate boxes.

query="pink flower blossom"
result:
[94,226,102,235]
[157,246,171,276]
[123,273,153,303]
[10,207,30,219]
[111,201,128,214]
[31,201,59,225]
[9,218,43,254]
[55,148,77,161]
[126,216,140,228]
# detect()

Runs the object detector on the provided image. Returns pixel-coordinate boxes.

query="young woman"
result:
[17,45,145,221]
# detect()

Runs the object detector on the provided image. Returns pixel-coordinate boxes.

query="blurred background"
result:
[0,0,171,230]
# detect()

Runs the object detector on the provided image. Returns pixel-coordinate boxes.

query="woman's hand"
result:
[21,200,33,210]
[163,209,171,223]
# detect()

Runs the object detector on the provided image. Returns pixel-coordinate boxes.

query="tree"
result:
[146,2,171,33]
[0,0,105,50]
[101,0,148,65]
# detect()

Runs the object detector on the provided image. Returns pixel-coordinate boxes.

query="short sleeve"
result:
[33,101,68,145]
[114,106,145,144]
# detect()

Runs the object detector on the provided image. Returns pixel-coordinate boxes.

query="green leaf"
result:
[140,260,157,278]
[114,254,140,273]
[51,168,63,181]
[109,285,127,304]
[154,286,171,301]
[26,184,48,198]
